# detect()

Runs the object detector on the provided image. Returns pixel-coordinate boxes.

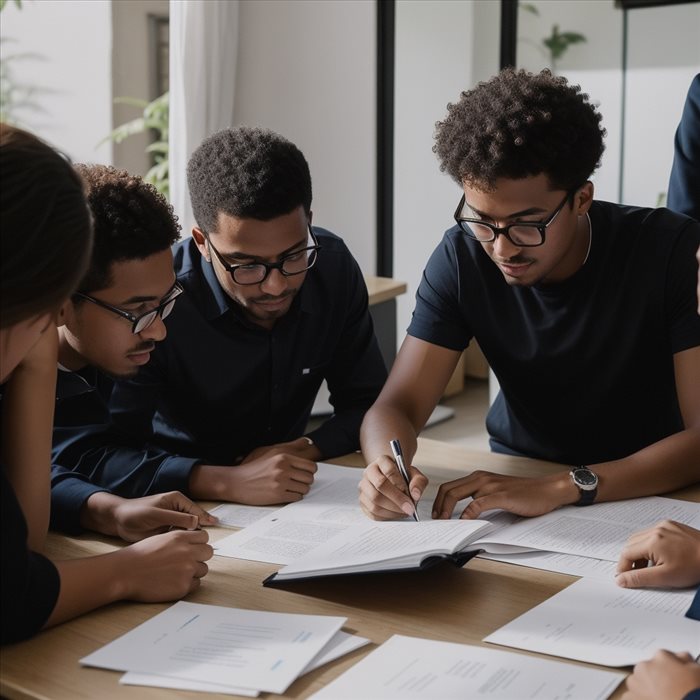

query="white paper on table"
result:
[485,577,700,667]
[208,503,280,529]
[310,634,625,699]
[473,496,700,561]
[477,550,618,580]
[80,601,346,694]
[214,463,467,565]
[121,673,258,696]
[119,630,370,695]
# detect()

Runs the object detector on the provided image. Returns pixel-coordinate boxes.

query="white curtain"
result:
[169,0,239,235]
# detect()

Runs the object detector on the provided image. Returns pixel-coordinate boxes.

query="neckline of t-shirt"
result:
[532,211,596,296]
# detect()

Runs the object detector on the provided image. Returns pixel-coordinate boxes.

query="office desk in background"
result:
[2,438,698,700]
[311,275,407,417]
[365,275,406,370]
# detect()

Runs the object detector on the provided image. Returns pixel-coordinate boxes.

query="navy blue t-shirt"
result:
[408,201,700,465]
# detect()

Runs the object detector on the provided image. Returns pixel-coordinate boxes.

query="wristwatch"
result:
[569,466,598,506]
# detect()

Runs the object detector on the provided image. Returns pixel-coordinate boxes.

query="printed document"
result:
[80,601,346,694]
[485,577,700,666]
[477,551,617,580]
[119,630,370,695]
[310,634,625,699]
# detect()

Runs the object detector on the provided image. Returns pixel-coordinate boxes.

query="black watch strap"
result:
[574,487,597,507]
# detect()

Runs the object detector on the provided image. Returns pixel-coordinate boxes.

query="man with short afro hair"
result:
[51,163,216,540]
[359,68,700,522]
[55,127,387,506]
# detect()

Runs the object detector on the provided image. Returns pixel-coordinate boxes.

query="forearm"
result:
[591,427,700,502]
[46,553,128,627]
[79,491,124,537]
[189,464,230,500]
[53,430,197,498]
[1,341,58,551]
[360,402,419,466]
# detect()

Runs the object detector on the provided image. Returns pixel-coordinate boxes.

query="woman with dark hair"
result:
[0,124,213,645]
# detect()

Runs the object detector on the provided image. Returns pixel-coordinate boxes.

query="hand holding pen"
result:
[389,439,420,521]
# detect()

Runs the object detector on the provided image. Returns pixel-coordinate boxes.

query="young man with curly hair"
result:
[54,128,386,505]
[51,164,217,539]
[359,68,700,521]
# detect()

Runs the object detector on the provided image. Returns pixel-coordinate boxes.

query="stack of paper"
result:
[80,601,368,696]
[309,634,625,699]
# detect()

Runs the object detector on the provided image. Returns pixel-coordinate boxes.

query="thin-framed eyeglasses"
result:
[454,190,573,247]
[204,225,321,285]
[73,282,184,334]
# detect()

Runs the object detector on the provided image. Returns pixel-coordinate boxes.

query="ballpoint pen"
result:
[389,439,420,522]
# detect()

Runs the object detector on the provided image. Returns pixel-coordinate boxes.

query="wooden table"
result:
[2,438,698,699]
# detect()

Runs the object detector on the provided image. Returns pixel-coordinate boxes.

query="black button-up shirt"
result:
[51,228,387,498]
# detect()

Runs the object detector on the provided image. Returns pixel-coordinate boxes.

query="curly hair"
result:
[187,126,312,234]
[74,164,181,293]
[1,124,92,328]
[433,68,606,192]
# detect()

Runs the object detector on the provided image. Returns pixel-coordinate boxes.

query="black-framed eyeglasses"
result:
[204,225,321,285]
[454,191,573,247]
[73,282,184,334]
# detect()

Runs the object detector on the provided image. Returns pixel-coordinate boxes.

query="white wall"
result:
[393,0,501,343]
[233,0,376,273]
[1,0,112,164]
[517,0,700,207]
[517,0,623,203]
[622,3,700,207]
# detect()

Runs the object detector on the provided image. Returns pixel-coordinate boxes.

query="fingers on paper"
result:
[359,457,421,519]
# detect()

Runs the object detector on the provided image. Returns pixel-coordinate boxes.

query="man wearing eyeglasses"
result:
[359,68,700,522]
[55,127,386,506]
[51,164,216,539]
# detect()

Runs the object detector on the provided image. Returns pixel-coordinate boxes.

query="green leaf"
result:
[560,32,586,44]
[519,2,539,16]
[96,117,146,146]
[145,140,169,155]
[113,96,149,109]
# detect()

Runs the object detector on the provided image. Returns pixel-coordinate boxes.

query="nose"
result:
[260,267,288,296]
[139,313,167,342]
[491,231,521,259]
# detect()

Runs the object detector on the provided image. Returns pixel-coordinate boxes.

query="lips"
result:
[498,261,532,277]
[253,294,293,310]
[127,344,155,365]
[127,352,151,365]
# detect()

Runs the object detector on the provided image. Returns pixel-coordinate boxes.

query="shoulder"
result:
[593,200,699,240]
[311,226,363,278]
[312,227,354,258]
[172,238,201,279]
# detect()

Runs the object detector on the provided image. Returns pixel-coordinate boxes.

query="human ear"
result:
[191,227,210,262]
[575,181,594,215]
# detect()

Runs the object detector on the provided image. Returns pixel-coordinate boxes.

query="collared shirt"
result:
[50,367,112,533]
[51,227,387,498]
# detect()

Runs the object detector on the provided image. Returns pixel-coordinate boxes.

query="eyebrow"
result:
[464,201,548,220]
[218,237,308,263]
[118,281,178,306]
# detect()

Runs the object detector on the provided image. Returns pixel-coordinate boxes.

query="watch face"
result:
[573,469,597,487]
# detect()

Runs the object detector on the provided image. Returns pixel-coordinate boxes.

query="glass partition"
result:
[514,0,700,206]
